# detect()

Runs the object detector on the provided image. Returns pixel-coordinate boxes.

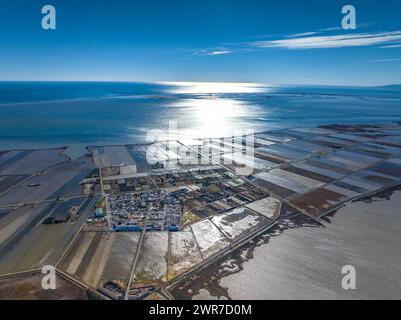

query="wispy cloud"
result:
[318,22,372,33]
[318,26,343,32]
[205,50,232,56]
[381,43,401,48]
[288,32,319,38]
[372,58,401,62]
[250,31,401,50]
[193,49,232,56]
[191,27,401,58]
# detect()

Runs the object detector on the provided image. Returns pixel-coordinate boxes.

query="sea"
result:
[1,81,401,158]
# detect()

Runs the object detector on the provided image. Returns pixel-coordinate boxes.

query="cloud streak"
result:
[381,43,401,48]
[192,28,401,58]
[288,32,319,38]
[193,49,232,56]
[372,58,401,62]
[250,31,401,50]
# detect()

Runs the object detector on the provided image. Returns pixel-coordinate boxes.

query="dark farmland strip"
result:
[0,151,9,158]
[332,180,368,194]
[0,208,14,222]
[369,161,401,178]
[0,175,30,194]
[307,159,351,175]
[380,141,401,149]
[74,232,102,280]
[49,197,86,221]
[351,147,391,160]
[75,195,95,216]
[308,139,344,149]
[254,151,286,164]
[0,202,58,260]
[0,151,32,174]
[280,203,299,218]
[282,166,334,183]
[127,148,151,173]
[45,169,92,200]
[282,129,315,139]
[290,188,347,215]
[362,173,398,186]
[253,178,296,199]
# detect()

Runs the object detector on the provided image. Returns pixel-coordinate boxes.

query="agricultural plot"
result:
[0,175,30,194]
[0,148,69,175]
[290,187,349,216]
[254,169,323,198]
[168,227,203,278]
[284,140,334,154]
[280,129,316,140]
[190,219,229,259]
[0,195,98,274]
[0,271,88,300]
[290,126,336,135]
[310,135,356,148]
[0,158,96,207]
[255,132,294,143]
[325,150,380,171]
[59,231,140,289]
[257,144,311,161]
[307,157,352,175]
[245,196,281,219]
[134,232,169,284]
[211,207,266,240]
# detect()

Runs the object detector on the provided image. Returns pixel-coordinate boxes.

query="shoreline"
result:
[1,121,400,159]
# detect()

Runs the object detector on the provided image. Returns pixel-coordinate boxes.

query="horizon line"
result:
[0,79,400,88]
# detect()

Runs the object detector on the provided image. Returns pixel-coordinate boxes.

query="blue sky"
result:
[1,0,401,85]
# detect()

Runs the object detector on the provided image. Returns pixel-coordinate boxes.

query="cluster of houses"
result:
[106,190,182,232]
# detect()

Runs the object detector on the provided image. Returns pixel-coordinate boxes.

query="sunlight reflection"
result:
[163,81,270,94]
[172,97,263,138]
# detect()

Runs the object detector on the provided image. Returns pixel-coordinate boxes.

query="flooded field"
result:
[211,208,266,240]
[0,146,100,276]
[168,227,203,278]
[245,197,280,219]
[0,148,68,175]
[0,196,99,274]
[59,232,140,289]
[134,232,169,284]
[191,219,230,259]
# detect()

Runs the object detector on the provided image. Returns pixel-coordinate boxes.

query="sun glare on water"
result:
[163,81,270,94]
[165,82,270,138]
